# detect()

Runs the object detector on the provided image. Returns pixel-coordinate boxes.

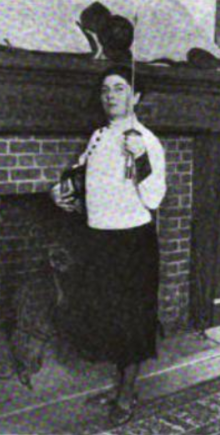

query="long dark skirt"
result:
[57,221,160,370]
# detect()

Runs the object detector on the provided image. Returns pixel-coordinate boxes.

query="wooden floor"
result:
[0,329,220,434]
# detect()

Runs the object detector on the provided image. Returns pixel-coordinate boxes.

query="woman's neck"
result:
[108,113,134,126]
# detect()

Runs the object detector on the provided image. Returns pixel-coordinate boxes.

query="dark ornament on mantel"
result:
[187,48,220,69]
[78,1,134,61]
[80,1,111,33]
[147,48,220,70]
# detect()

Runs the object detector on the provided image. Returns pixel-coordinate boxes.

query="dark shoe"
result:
[10,355,33,390]
[108,394,138,427]
[18,370,33,390]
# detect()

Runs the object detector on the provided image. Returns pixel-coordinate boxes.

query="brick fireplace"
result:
[0,128,193,334]
[0,53,219,334]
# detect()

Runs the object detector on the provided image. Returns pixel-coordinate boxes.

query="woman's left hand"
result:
[124,130,145,158]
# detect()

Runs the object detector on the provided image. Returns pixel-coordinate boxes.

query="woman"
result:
[51,65,166,426]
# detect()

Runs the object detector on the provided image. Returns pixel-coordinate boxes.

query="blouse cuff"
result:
[135,152,152,183]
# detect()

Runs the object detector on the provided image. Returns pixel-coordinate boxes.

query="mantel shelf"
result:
[0,50,220,90]
[0,49,219,134]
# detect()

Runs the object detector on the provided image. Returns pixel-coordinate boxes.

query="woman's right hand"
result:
[50,182,76,212]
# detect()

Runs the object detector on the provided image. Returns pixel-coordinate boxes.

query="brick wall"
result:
[159,137,193,331]
[0,136,87,194]
[0,133,193,332]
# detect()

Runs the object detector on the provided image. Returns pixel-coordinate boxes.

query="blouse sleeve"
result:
[135,131,166,210]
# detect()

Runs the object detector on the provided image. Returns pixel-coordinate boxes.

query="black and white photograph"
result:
[0,0,220,434]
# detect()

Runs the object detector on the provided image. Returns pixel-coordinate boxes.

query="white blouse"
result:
[77,116,166,230]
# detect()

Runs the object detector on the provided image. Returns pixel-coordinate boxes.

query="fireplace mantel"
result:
[0,48,212,333]
[0,48,220,135]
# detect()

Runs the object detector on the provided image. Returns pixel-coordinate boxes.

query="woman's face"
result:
[101,74,140,120]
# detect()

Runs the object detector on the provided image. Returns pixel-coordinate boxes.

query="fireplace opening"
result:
[0,134,193,336]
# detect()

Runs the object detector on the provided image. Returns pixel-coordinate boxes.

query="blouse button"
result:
[88,151,92,156]
[92,144,96,149]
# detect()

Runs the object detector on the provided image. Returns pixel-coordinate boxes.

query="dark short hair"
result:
[99,65,144,95]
